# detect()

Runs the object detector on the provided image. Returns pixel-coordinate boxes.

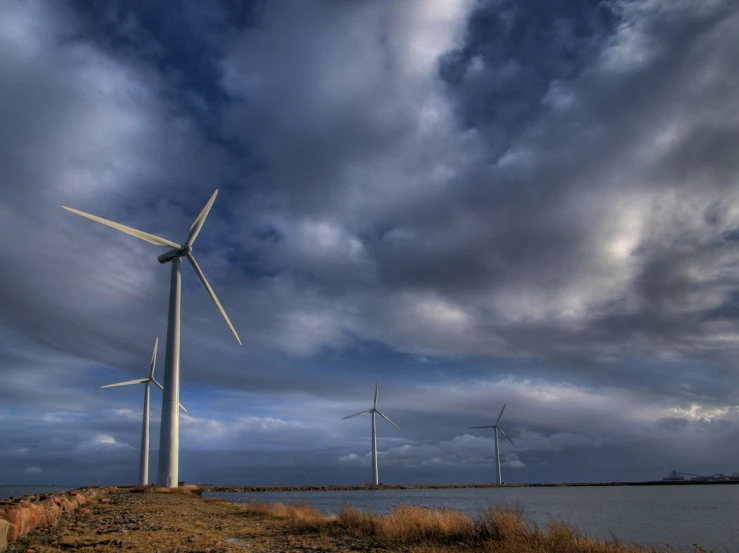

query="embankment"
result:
[202,479,739,493]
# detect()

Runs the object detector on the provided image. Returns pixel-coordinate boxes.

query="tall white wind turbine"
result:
[342,382,401,486]
[100,338,187,486]
[469,404,515,485]
[63,190,241,487]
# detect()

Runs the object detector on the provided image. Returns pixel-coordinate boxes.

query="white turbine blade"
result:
[185,253,242,345]
[152,379,164,391]
[499,427,515,446]
[342,409,372,420]
[100,378,149,388]
[61,206,182,250]
[149,337,159,379]
[496,404,507,425]
[187,190,218,245]
[179,403,188,413]
[377,411,401,431]
[374,381,379,409]
[468,425,494,429]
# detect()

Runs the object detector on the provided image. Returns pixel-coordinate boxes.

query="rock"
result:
[0,520,8,552]
[1,505,31,542]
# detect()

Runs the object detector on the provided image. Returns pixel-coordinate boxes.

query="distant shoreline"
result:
[200,480,739,492]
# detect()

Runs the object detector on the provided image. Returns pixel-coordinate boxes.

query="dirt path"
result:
[6,489,382,553]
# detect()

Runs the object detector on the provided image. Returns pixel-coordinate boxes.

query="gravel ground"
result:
[6,489,387,553]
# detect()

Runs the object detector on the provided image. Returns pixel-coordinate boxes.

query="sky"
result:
[1,0,739,487]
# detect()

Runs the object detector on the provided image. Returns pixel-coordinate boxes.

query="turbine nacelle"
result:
[158,249,182,264]
[157,243,193,264]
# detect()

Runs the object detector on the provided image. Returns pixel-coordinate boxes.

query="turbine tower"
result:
[342,381,401,486]
[100,337,187,486]
[469,404,515,485]
[63,190,241,487]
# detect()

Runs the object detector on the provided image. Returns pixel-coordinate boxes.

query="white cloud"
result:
[502,454,525,469]
[77,434,132,453]
[663,404,739,423]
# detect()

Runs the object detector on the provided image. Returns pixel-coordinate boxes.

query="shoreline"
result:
[200,479,739,492]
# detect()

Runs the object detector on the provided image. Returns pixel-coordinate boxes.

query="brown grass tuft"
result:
[233,500,333,532]
[373,505,475,545]
[337,504,375,535]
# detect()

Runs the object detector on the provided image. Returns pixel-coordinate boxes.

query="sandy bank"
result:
[5,488,375,553]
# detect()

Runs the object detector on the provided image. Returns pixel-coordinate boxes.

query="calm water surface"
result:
[0,485,70,499]
[207,485,737,552]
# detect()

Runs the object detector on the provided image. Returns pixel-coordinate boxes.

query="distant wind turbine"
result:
[342,381,401,486]
[469,404,515,485]
[63,190,241,487]
[100,338,187,486]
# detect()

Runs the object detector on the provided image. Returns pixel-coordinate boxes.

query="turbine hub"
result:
[182,243,193,254]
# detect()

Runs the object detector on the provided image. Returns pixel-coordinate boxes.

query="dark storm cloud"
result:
[440,0,614,155]
[216,0,739,383]
[1,0,739,485]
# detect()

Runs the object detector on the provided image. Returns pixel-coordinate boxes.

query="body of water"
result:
[0,485,70,500]
[207,485,737,552]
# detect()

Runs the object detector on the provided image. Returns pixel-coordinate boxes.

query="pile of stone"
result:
[0,487,110,552]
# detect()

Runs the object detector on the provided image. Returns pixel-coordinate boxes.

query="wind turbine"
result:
[469,404,514,485]
[342,381,401,486]
[100,338,186,486]
[63,190,241,487]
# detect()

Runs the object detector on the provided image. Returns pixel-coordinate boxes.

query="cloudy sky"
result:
[2,0,739,487]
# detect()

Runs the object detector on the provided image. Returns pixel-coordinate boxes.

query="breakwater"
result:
[0,486,110,551]
[201,479,739,493]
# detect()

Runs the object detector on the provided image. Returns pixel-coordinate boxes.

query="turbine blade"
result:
[186,253,242,345]
[468,426,494,429]
[149,337,159,379]
[152,379,164,391]
[377,410,401,431]
[100,378,149,388]
[499,427,515,446]
[342,409,372,420]
[61,206,182,250]
[179,403,188,413]
[187,190,219,245]
[496,404,507,425]
[374,381,379,409]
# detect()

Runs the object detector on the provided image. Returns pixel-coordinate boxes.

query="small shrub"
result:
[337,504,375,535]
[237,500,282,517]
[373,505,476,545]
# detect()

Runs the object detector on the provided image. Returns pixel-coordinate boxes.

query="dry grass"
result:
[242,500,684,553]
[235,499,333,532]
[372,505,476,545]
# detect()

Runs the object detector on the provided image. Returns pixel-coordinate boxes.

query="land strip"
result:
[7,487,380,553]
